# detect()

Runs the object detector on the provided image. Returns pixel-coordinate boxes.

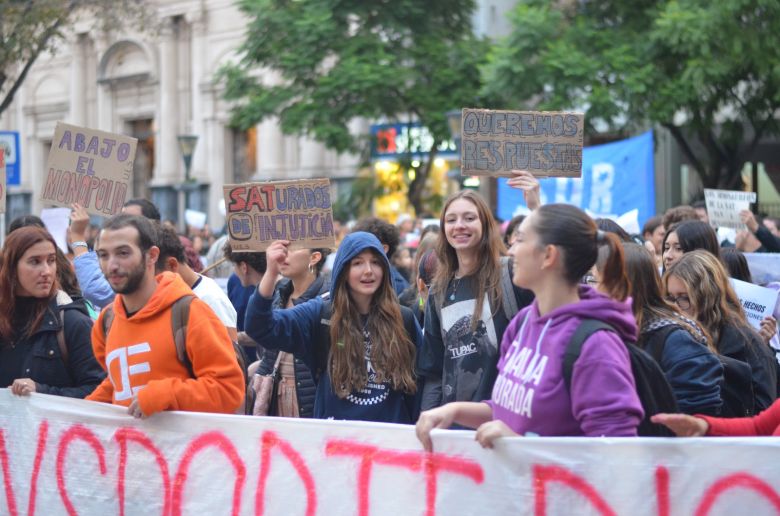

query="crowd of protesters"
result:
[3,169,780,447]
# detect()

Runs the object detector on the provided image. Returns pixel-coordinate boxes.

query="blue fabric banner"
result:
[497,130,655,227]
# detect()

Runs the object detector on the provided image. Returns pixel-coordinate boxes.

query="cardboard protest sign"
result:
[41,122,137,217]
[704,188,756,231]
[224,178,336,252]
[0,147,5,214]
[3,390,780,515]
[730,278,780,330]
[460,108,584,178]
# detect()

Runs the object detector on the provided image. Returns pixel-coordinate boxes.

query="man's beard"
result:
[110,259,147,295]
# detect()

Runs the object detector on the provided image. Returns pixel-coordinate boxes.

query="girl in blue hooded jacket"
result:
[245,232,421,424]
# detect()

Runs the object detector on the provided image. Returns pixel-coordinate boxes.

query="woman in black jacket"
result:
[1,226,104,398]
[254,247,329,418]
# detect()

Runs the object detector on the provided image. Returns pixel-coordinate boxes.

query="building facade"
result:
[0,0,366,230]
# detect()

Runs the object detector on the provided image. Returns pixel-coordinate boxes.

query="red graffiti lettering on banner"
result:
[0,430,19,516]
[325,439,484,516]
[655,466,670,516]
[695,472,780,516]
[256,431,317,516]
[422,452,484,516]
[114,427,171,516]
[533,464,616,516]
[56,425,107,516]
[326,440,421,516]
[171,431,245,516]
[27,421,50,516]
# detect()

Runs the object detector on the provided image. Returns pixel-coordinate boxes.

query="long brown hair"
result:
[533,204,630,301]
[0,226,59,341]
[329,247,417,398]
[432,190,505,326]
[623,243,714,352]
[663,250,746,347]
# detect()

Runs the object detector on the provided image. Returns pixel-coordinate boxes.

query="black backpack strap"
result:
[171,295,196,378]
[500,256,518,321]
[642,325,676,364]
[102,305,115,340]
[563,319,615,391]
[56,308,69,366]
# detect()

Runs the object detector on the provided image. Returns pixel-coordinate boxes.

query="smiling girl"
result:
[418,184,535,411]
[245,232,421,423]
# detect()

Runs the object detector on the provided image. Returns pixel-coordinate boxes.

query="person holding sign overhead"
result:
[253,245,329,418]
[245,232,421,423]
[417,171,536,411]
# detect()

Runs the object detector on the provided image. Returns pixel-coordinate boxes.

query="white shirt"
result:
[193,274,238,329]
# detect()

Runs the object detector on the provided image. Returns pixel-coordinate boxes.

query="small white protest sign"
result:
[704,188,756,231]
[729,277,779,330]
[185,209,207,230]
[41,207,72,253]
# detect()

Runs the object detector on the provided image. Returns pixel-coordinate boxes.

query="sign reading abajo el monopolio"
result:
[41,122,137,217]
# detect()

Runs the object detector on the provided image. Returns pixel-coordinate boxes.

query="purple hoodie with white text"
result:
[487,286,643,437]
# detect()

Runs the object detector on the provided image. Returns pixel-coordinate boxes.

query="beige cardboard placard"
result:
[224,178,336,252]
[704,188,756,231]
[41,122,137,217]
[460,108,584,178]
[0,147,6,214]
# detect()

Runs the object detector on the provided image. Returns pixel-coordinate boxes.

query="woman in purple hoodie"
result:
[417,204,643,450]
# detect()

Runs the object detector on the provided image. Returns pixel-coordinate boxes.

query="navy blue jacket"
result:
[256,275,329,418]
[246,232,422,423]
[2,293,105,398]
[640,326,723,415]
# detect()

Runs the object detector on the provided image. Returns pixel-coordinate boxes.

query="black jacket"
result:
[12,292,105,398]
[257,275,329,418]
[718,322,778,412]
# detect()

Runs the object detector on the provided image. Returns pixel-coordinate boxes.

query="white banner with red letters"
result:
[1,389,779,515]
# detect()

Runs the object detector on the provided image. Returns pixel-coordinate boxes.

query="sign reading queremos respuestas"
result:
[461,108,584,178]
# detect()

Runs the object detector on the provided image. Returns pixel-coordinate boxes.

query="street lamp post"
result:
[177,134,198,182]
[176,134,199,231]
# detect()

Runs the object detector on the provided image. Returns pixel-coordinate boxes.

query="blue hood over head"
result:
[330,231,389,292]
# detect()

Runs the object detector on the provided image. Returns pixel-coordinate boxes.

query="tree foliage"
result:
[0,0,150,117]
[221,0,488,215]
[483,0,780,190]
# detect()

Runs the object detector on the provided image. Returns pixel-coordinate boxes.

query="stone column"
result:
[187,11,207,182]
[69,34,86,125]
[95,36,112,131]
[156,18,179,183]
[256,118,285,180]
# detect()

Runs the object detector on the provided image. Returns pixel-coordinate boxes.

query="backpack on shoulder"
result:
[642,325,755,418]
[102,295,251,414]
[563,319,679,437]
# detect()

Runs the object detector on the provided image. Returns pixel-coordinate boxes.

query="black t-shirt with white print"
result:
[419,272,533,406]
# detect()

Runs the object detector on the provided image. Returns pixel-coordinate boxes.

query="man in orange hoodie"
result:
[86,214,244,417]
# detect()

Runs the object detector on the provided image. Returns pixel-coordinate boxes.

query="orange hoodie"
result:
[86,272,244,415]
